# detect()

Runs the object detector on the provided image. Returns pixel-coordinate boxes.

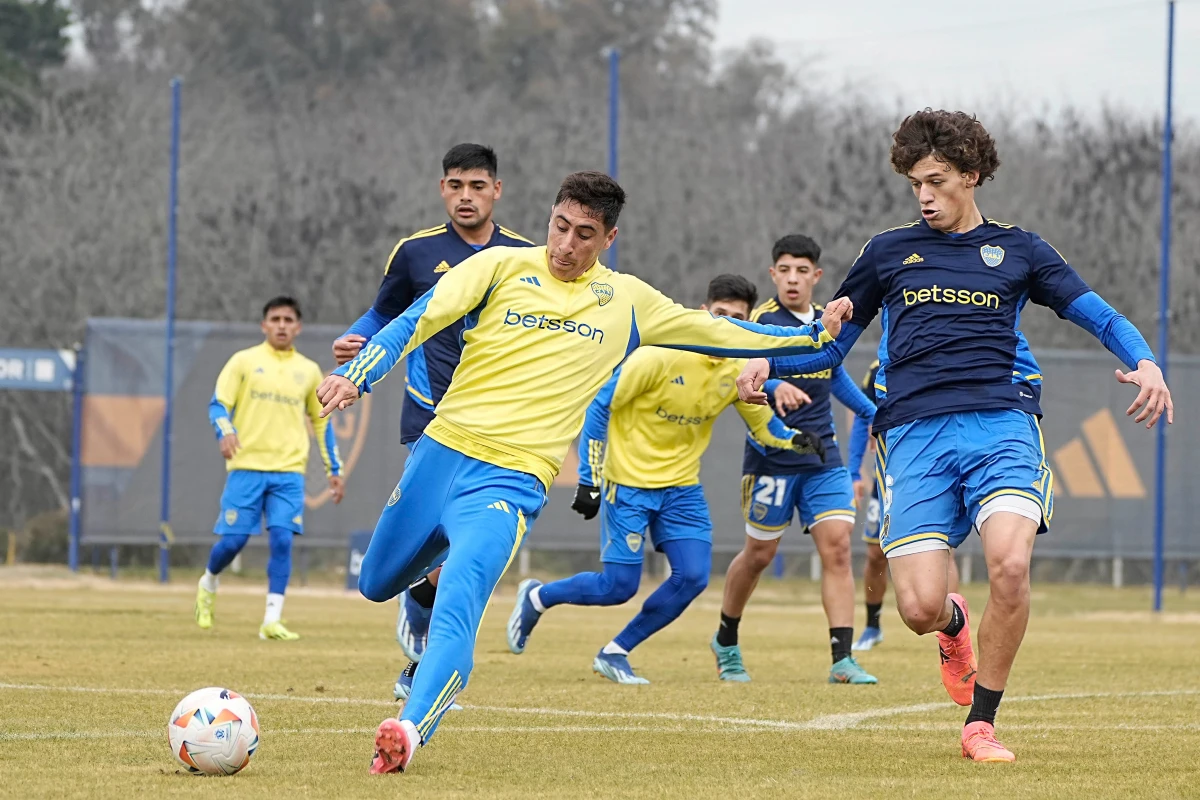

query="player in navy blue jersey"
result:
[711,235,878,687]
[738,109,1172,762]
[332,143,533,702]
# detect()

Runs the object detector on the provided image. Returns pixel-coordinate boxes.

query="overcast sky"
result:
[714,0,1199,122]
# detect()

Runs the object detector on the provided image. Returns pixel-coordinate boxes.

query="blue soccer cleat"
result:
[852,626,884,652]
[506,578,543,654]
[829,655,878,684]
[710,634,751,682]
[592,650,650,685]
[393,660,461,711]
[396,589,432,663]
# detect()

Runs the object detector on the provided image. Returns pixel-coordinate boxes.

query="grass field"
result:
[3,566,1199,800]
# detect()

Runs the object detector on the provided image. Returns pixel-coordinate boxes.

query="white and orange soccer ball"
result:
[168,687,260,775]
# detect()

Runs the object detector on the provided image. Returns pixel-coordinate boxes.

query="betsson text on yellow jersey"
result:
[210,342,342,475]
[335,246,836,489]
[582,347,810,489]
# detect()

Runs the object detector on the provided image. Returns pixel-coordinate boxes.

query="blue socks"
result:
[266,526,293,595]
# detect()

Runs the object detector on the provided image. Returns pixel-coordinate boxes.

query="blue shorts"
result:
[600,483,712,565]
[214,470,306,535]
[876,409,1053,557]
[740,467,856,540]
[862,482,882,545]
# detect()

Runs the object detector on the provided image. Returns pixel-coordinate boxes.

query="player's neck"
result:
[780,298,813,316]
[452,218,494,247]
[944,204,985,235]
[264,340,294,354]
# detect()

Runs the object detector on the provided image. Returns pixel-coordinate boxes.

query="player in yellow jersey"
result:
[195,297,344,640]
[503,275,825,684]
[317,171,852,774]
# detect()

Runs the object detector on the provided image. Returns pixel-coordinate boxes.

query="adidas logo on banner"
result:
[1052,408,1145,499]
[519,276,542,286]
[487,501,512,513]
[433,261,451,273]
[902,253,924,265]
[671,376,685,386]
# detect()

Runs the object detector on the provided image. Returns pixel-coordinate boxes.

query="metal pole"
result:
[607,47,620,272]
[160,77,182,584]
[68,344,85,572]
[1153,1,1174,612]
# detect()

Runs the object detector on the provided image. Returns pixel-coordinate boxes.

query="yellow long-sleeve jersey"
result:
[578,347,804,489]
[335,245,835,489]
[209,342,342,476]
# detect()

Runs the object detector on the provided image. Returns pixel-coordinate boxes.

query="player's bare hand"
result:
[819,297,854,339]
[317,375,359,418]
[218,434,240,460]
[772,381,811,415]
[327,475,346,505]
[1116,360,1173,428]
[853,479,867,506]
[737,358,771,405]
[333,335,366,366]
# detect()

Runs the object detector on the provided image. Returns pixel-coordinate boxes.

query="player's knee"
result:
[820,541,852,575]
[987,553,1030,603]
[742,539,778,573]
[895,592,944,634]
[602,565,641,604]
[675,566,709,600]
[357,566,392,604]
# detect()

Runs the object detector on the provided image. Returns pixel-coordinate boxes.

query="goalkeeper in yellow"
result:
[316,172,852,775]
[195,296,344,641]
[505,274,825,684]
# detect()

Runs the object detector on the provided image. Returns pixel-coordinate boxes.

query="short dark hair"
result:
[262,296,301,319]
[554,171,626,230]
[772,234,821,265]
[707,274,758,310]
[890,109,1000,183]
[442,143,498,177]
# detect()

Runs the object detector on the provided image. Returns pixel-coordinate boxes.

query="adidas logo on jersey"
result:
[671,376,685,385]
[433,261,451,273]
[487,501,512,513]
[902,253,924,265]
[519,276,542,286]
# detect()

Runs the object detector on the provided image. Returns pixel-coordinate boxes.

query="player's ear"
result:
[963,170,980,188]
[493,179,502,200]
[603,225,618,249]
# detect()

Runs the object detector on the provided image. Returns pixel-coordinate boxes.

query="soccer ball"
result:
[168,687,260,775]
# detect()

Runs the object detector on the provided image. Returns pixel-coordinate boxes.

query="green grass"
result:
[2,567,1199,799]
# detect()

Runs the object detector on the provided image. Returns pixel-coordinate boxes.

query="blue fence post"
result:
[159,77,182,584]
[607,46,620,272]
[67,344,85,572]
[1153,0,1175,612]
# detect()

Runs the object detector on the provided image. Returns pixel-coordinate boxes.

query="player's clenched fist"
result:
[571,483,602,519]
[317,374,360,418]
[333,334,366,366]
[736,358,771,405]
[819,296,853,339]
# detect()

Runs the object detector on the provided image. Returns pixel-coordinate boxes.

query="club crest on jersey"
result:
[590,282,614,307]
[224,509,238,526]
[626,533,643,552]
[387,483,402,507]
[752,502,768,521]
[980,244,1005,267]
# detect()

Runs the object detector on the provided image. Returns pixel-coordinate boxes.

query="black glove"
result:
[790,431,826,463]
[571,482,602,519]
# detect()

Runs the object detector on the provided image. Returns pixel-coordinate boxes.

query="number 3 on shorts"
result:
[754,476,787,507]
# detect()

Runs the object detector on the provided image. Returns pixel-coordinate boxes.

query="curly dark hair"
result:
[890,109,1000,183]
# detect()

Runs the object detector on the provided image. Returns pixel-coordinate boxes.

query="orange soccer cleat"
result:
[936,592,977,706]
[369,718,420,775]
[961,721,1016,762]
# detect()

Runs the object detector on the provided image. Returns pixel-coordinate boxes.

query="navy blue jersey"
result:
[742,299,876,476]
[834,218,1090,433]
[372,222,535,443]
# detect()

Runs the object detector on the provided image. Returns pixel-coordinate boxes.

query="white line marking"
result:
[2,683,1197,733]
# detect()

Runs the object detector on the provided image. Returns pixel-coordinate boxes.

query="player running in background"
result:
[711,235,878,686]
[332,144,533,698]
[505,275,826,685]
[738,110,1172,762]
[194,297,345,640]
[852,358,962,652]
[317,171,853,774]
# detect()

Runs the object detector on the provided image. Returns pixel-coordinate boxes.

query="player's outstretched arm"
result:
[318,251,501,416]
[1061,292,1172,428]
[634,283,848,358]
[735,401,826,462]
